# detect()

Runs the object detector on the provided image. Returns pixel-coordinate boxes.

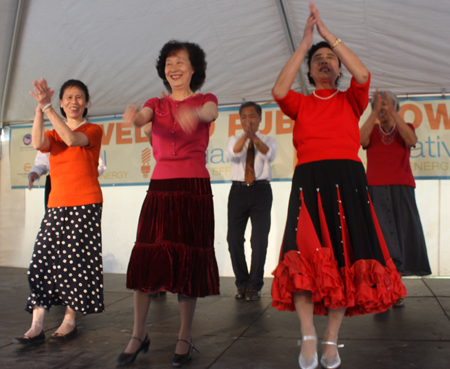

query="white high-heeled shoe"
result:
[298,335,318,369]
[320,341,344,369]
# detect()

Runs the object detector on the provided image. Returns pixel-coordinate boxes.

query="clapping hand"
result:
[372,89,382,116]
[177,105,200,135]
[123,102,141,125]
[30,78,54,109]
[309,2,331,40]
[382,91,397,115]
[245,122,257,141]
[302,9,316,47]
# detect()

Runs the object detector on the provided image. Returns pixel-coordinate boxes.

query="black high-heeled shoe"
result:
[116,334,150,367]
[171,339,199,367]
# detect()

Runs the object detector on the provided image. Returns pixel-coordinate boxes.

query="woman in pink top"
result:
[271,3,405,369]
[116,40,220,368]
[361,90,431,307]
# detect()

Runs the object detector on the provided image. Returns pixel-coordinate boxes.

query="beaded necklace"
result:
[312,90,339,100]
[379,124,396,145]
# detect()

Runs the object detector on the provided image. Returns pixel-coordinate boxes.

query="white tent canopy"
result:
[2,1,450,277]
[1,0,450,125]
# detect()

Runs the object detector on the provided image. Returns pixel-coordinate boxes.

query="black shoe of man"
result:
[245,289,261,301]
[235,287,247,299]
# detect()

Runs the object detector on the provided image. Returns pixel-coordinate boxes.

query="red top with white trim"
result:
[273,75,370,166]
[364,123,416,187]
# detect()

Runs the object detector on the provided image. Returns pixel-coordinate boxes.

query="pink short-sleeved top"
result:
[143,93,218,179]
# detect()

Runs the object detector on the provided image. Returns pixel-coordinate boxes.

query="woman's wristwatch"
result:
[331,38,342,49]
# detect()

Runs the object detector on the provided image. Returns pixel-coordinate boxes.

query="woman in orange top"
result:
[13,78,103,344]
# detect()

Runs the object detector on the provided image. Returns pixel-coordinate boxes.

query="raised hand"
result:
[372,89,382,115]
[302,10,316,48]
[123,102,141,125]
[246,122,257,140]
[309,2,331,40]
[29,78,54,109]
[383,91,397,115]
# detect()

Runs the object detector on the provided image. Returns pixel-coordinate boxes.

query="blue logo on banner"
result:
[23,134,32,145]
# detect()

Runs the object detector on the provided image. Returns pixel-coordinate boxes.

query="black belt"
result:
[232,180,270,187]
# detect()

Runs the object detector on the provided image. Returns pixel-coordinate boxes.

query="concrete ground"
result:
[1,266,449,369]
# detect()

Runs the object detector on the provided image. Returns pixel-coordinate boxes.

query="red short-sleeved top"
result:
[43,122,103,207]
[364,124,416,187]
[274,75,370,165]
[143,93,218,179]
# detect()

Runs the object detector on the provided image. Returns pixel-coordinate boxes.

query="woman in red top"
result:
[13,79,103,344]
[116,40,220,368]
[361,90,431,307]
[271,3,405,369]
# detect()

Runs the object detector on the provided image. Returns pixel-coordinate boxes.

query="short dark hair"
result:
[239,101,262,117]
[59,79,90,118]
[156,40,207,93]
[306,41,342,87]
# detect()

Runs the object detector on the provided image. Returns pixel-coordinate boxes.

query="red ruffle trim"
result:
[271,249,406,316]
[271,187,406,316]
[127,241,220,298]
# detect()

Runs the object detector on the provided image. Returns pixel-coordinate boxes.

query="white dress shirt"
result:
[226,131,277,181]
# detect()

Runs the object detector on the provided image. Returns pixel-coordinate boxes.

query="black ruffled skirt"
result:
[272,160,406,316]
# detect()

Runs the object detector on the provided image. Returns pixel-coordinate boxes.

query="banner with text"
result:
[9,97,450,188]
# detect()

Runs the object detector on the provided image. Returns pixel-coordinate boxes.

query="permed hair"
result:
[306,41,342,87]
[156,40,207,93]
[59,79,90,118]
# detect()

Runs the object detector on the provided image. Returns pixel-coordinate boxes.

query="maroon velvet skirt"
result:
[126,178,220,297]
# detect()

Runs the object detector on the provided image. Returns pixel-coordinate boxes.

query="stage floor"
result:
[1,267,449,368]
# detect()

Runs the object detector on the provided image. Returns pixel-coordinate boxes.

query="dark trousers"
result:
[227,181,273,291]
[44,175,51,208]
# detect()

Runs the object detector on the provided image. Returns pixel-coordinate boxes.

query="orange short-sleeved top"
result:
[43,122,103,207]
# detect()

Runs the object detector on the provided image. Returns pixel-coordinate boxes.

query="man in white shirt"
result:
[226,102,277,301]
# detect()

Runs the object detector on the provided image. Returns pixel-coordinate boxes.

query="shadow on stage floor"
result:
[1,267,449,368]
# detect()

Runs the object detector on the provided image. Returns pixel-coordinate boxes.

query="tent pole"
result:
[276,0,309,95]
[0,0,25,158]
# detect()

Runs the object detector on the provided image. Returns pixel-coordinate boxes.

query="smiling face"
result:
[240,106,261,133]
[60,86,87,120]
[309,47,341,88]
[164,49,194,92]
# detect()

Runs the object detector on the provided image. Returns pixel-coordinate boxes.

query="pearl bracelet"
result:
[42,103,52,113]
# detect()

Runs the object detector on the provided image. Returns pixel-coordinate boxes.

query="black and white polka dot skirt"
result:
[26,203,104,315]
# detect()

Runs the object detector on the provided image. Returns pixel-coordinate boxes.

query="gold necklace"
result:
[170,91,194,101]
